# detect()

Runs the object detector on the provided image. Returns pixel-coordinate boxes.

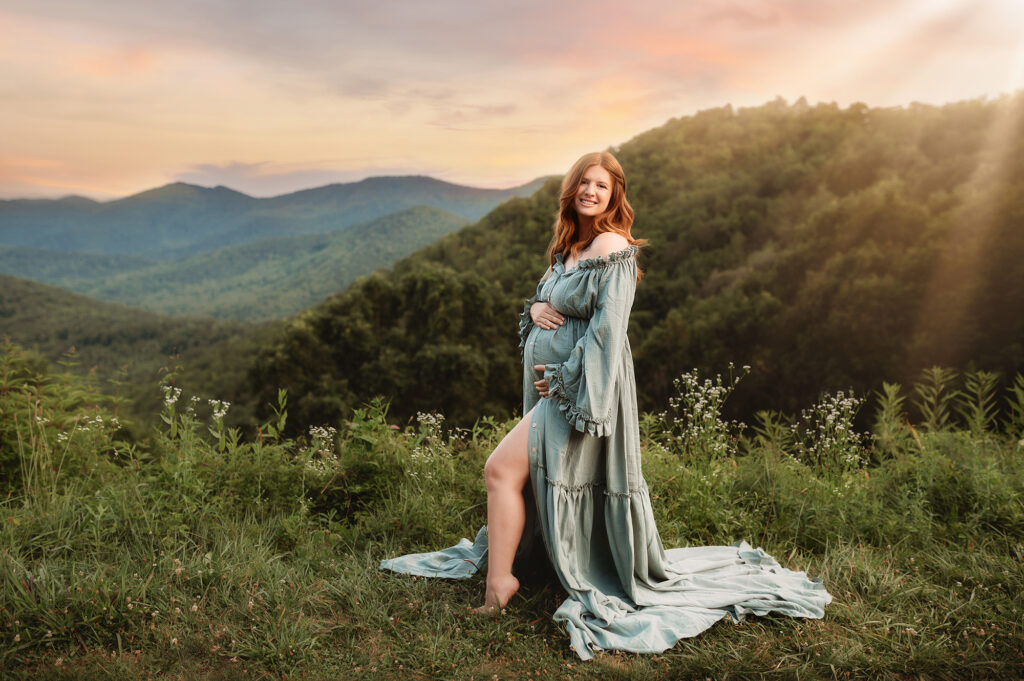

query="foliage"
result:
[957,369,1001,437]
[250,261,515,436]
[253,93,1024,432]
[871,381,916,460]
[649,363,749,461]
[1006,372,1024,440]
[0,341,127,495]
[0,275,273,439]
[796,390,866,473]
[1,345,1023,678]
[913,366,960,431]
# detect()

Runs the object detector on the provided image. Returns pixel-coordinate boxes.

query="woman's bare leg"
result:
[471,404,535,613]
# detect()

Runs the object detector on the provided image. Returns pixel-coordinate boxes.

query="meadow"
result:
[1,340,1022,680]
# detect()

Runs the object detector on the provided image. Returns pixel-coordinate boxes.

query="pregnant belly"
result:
[524,317,587,376]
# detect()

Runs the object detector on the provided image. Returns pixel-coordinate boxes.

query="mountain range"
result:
[0,205,471,320]
[0,175,548,319]
[0,174,548,258]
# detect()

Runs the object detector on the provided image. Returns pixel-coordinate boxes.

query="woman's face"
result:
[575,164,612,218]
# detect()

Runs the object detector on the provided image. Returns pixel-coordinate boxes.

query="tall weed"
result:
[957,369,1000,437]
[1005,372,1024,442]
[871,381,915,460]
[913,366,959,431]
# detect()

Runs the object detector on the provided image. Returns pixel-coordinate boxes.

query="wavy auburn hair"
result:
[545,151,647,282]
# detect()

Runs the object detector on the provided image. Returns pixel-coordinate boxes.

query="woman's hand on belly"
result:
[532,365,550,398]
[530,301,565,330]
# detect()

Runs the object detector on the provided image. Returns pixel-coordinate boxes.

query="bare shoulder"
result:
[590,232,630,256]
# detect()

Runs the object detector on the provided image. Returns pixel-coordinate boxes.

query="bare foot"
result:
[470,575,520,615]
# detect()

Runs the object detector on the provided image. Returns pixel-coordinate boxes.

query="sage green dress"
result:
[380,244,833,660]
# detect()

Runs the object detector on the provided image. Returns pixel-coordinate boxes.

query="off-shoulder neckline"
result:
[556,244,638,274]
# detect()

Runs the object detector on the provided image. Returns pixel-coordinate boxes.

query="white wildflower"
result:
[208,399,230,422]
[161,385,182,406]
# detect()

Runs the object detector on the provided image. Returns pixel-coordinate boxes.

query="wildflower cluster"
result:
[304,425,339,474]
[208,399,230,422]
[415,410,445,440]
[161,385,182,407]
[408,411,448,481]
[82,413,109,431]
[659,364,750,460]
[47,411,120,447]
[798,390,866,472]
[308,426,337,453]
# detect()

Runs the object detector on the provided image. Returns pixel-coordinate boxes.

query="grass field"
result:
[2,343,1022,679]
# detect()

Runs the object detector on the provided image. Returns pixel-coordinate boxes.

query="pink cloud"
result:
[71,45,157,78]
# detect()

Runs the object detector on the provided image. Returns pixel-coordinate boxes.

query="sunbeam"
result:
[906,17,1024,371]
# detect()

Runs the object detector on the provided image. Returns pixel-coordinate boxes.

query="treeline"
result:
[0,274,274,434]
[250,94,1024,432]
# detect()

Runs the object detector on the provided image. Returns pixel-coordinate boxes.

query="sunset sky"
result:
[2,0,1023,199]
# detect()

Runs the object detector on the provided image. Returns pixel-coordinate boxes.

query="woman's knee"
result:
[483,408,534,489]
[483,449,514,489]
[483,455,503,489]
[484,440,528,490]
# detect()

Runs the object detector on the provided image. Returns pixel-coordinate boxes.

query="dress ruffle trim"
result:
[544,363,616,437]
[541,474,650,499]
[557,244,639,274]
[522,245,637,362]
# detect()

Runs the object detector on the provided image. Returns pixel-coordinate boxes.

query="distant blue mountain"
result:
[0,175,550,259]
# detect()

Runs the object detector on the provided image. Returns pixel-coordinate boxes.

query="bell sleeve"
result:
[542,254,636,437]
[518,267,551,362]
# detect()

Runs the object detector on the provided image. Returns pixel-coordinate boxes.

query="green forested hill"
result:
[12,205,470,321]
[250,94,1024,431]
[0,274,269,431]
[0,275,242,372]
[0,245,154,285]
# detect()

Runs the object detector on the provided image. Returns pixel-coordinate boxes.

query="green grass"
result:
[1,343,1022,679]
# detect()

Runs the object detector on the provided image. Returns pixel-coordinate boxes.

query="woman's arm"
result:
[541,251,636,436]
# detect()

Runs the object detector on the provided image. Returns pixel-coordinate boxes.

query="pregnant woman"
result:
[381,152,832,660]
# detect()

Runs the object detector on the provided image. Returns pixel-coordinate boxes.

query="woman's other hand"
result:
[530,302,564,330]
[533,366,550,398]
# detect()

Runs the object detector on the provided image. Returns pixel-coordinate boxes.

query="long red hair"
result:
[545,151,647,282]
